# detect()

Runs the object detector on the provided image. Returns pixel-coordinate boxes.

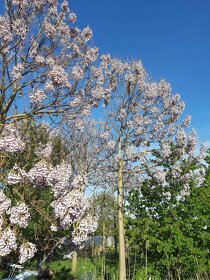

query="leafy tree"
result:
[126,145,209,279]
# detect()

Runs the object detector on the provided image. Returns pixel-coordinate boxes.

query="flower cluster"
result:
[11,63,24,81]
[19,242,37,264]
[27,161,50,187]
[29,90,47,106]
[48,163,72,196]
[34,143,52,158]
[51,189,88,229]
[0,126,25,153]
[0,228,17,257]
[7,164,27,185]
[71,215,98,248]
[8,202,30,228]
[0,190,11,215]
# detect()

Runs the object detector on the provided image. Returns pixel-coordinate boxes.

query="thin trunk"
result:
[113,205,118,257]
[118,140,126,280]
[102,221,106,279]
[71,251,77,275]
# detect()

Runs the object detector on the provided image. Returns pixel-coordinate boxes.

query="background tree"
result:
[126,143,208,279]
[100,56,205,279]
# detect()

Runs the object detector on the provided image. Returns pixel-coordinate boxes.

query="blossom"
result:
[0,228,17,257]
[48,163,72,197]
[0,125,25,153]
[27,161,50,187]
[81,27,93,42]
[171,165,181,179]
[71,66,84,80]
[19,242,37,264]
[68,12,77,23]
[72,215,98,248]
[0,135,25,153]
[182,115,191,128]
[176,129,187,146]
[8,202,30,228]
[160,142,171,158]
[0,190,11,216]
[0,15,13,44]
[34,143,52,158]
[180,183,190,196]
[187,129,197,153]
[51,189,88,229]
[50,224,58,232]
[48,65,70,88]
[150,168,166,183]
[7,164,27,185]
[11,63,24,81]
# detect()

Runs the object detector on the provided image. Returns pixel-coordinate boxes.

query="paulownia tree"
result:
[59,119,115,274]
[100,56,206,279]
[0,0,113,269]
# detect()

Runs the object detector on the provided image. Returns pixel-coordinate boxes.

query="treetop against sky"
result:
[70,0,210,143]
[0,0,209,142]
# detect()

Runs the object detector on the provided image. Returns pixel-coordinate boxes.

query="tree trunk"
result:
[102,221,106,279]
[117,141,126,280]
[71,251,78,275]
[113,205,118,257]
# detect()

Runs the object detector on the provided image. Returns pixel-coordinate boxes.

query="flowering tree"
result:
[100,56,206,280]
[0,123,98,266]
[59,119,115,274]
[0,0,110,130]
[0,0,111,269]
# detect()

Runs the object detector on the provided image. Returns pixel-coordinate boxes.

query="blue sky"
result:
[70,0,210,144]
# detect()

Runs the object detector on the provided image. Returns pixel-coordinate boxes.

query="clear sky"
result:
[70,0,210,144]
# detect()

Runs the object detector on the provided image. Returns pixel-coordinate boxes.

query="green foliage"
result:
[126,151,210,279]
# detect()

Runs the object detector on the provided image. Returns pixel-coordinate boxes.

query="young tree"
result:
[100,56,205,279]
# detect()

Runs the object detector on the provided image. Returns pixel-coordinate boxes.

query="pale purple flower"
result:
[72,215,98,248]
[34,143,52,158]
[71,66,84,80]
[50,224,58,232]
[7,164,27,185]
[81,27,93,42]
[68,12,77,23]
[0,228,17,257]
[11,63,24,81]
[27,161,50,187]
[19,242,37,264]
[51,189,88,229]
[0,190,11,216]
[8,202,30,228]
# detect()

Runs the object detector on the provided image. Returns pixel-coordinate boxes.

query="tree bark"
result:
[71,251,78,275]
[117,141,126,280]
